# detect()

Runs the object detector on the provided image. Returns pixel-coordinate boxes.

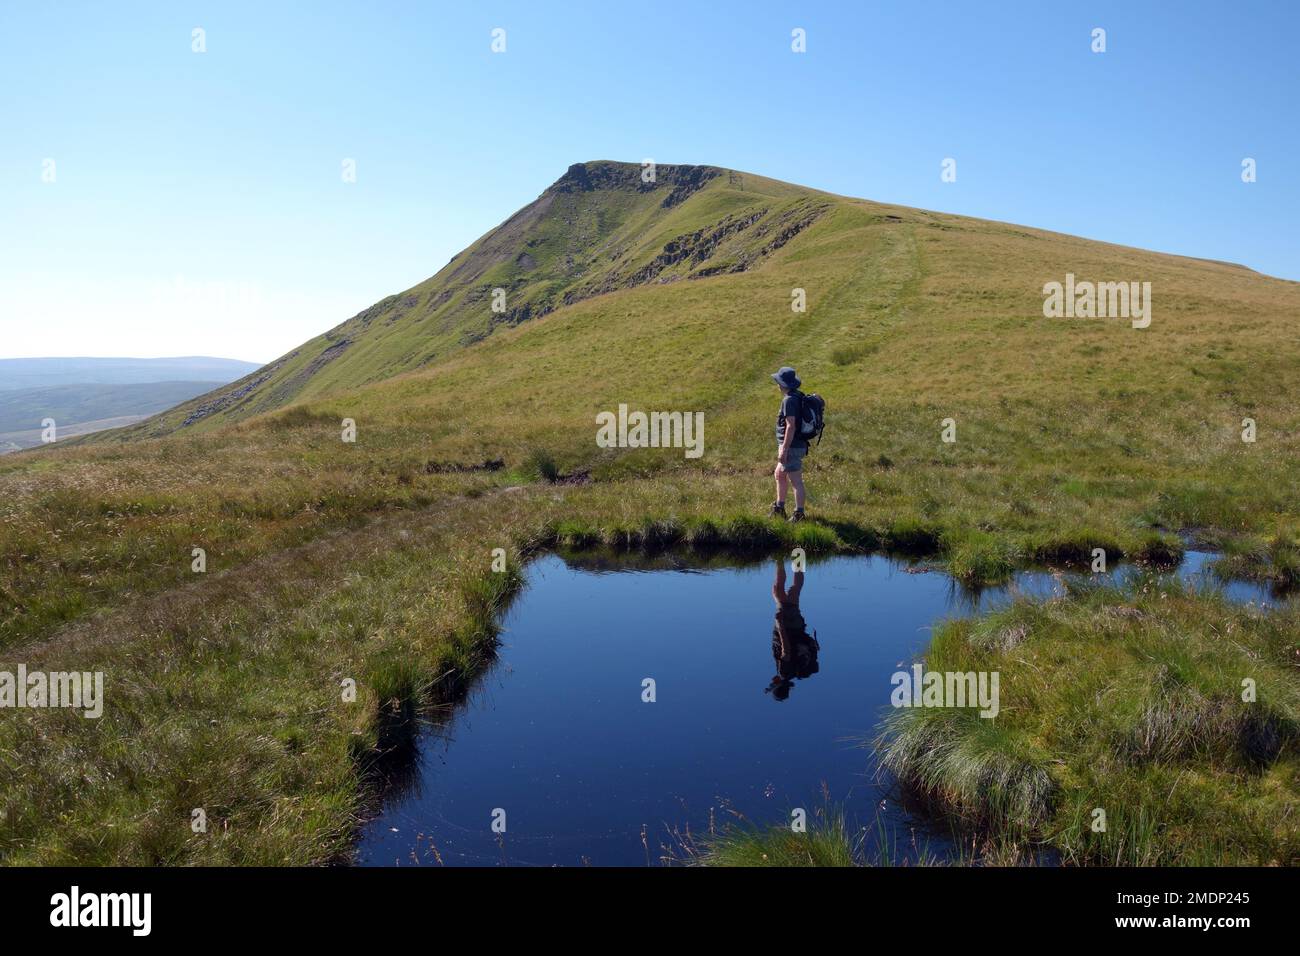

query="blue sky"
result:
[2,1,1296,362]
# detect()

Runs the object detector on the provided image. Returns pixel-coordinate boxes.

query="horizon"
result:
[4,0,1297,362]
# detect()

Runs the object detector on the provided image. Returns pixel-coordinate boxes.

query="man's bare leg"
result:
[788,471,806,511]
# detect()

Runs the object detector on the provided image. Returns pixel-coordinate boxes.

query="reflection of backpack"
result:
[796,391,826,446]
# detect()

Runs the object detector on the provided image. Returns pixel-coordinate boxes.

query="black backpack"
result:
[795,391,826,446]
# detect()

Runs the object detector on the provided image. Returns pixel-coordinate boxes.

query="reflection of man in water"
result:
[767,559,819,701]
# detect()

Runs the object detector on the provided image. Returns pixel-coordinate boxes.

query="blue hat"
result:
[771,366,801,389]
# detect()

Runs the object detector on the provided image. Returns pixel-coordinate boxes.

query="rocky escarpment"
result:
[548,161,721,208]
[482,197,830,336]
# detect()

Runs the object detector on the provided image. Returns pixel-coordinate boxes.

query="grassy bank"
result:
[877,580,1299,865]
[0,493,537,864]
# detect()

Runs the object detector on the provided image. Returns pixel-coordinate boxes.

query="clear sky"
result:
[2,1,1296,362]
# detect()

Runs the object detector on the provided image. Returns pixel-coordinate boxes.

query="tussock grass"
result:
[519,448,559,483]
[1213,524,1300,590]
[542,512,847,556]
[878,710,1058,832]
[943,528,1019,585]
[1130,532,1186,568]
[676,806,965,867]
[877,585,1300,865]
[684,811,861,867]
[881,517,943,555]
[1027,531,1124,567]
[1119,685,1294,769]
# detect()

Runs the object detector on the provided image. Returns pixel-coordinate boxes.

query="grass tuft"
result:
[676,808,860,867]
[944,529,1018,585]
[520,449,560,483]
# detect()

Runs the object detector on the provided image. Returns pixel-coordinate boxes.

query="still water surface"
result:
[356,550,1279,866]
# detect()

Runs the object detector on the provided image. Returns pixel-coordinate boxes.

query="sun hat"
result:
[771,366,801,389]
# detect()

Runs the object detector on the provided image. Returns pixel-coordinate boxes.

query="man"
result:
[770,365,809,522]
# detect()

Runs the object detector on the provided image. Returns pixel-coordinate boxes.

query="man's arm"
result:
[778,414,797,464]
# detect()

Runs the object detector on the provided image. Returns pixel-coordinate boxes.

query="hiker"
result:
[766,558,819,701]
[770,365,812,522]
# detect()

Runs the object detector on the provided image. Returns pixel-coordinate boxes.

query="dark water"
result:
[355,550,1281,867]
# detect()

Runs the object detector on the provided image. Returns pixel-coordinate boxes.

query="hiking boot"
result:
[769,501,788,519]
[789,509,806,523]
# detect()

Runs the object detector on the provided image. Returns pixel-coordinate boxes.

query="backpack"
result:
[795,391,826,446]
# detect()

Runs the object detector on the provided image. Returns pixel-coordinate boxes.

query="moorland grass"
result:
[678,810,862,868]
[1212,523,1300,591]
[674,807,962,867]
[0,494,538,864]
[877,581,1300,865]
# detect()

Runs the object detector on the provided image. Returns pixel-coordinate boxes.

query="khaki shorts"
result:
[780,445,807,472]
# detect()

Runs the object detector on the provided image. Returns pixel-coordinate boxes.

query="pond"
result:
[355,550,1282,866]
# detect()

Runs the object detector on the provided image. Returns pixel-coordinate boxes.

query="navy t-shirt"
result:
[775,392,808,448]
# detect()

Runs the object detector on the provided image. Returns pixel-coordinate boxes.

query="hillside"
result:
[100,159,1297,457]
[3,161,1298,865]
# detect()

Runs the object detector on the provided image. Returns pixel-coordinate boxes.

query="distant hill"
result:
[0,356,261,390]
[0,356,260,453]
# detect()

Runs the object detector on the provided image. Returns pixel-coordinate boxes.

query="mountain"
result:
[119,162,832,436]
[78,160,1300,499]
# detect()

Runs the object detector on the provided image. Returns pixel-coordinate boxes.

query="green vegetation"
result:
[678,810,862,867]
[520,448,560,483]
[1213,523,1300,590]
[879,582,1299,865]
[673,805,964,866]
[2,161,1298,864]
